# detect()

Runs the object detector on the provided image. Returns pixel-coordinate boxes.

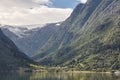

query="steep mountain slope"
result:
[33,0,120,70]
[33,0,103,62]
[0,29,33,71]
[1,23,60,56]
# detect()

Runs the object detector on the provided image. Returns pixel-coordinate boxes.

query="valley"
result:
[0,0,120,72]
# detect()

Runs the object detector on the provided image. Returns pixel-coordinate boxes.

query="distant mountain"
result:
[0,28,33,71]
[32,0,120,70]
[1,23,60,56]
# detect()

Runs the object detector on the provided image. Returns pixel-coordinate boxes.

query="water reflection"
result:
[0,72,120,80]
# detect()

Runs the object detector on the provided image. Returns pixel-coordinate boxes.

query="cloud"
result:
[33,0,50,4]
[0,0,52,8]
[0,0,72,25]
[0,6,72,25]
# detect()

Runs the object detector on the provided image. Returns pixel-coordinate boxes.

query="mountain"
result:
[33,0,120,70]
[0,28,33,71]
[1,0,120,71]
[1,23,60,56]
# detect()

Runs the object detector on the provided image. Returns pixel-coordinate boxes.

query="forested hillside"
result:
[0,29,33,71]
[33,0,120,70]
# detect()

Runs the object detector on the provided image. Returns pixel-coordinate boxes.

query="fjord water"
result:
[0,72,120,80]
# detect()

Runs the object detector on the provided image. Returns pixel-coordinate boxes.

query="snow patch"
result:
[56,23,61,26]
[0,24,47,38]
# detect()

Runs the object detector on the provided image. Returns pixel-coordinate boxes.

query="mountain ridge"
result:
[1,0,120,71]
[1,23,60,56]
[0,28,34,71]
[33,0,120,70]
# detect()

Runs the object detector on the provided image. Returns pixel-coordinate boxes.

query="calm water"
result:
[0,72,120,80]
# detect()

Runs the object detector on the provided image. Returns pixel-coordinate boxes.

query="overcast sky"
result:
[0,0,87,25]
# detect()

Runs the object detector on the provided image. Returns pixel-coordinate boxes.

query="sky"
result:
[0,0,87,25]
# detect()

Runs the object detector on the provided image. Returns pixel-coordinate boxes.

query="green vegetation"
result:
[0,0,119,72]
[0,29,34,72]
[33,0,120,71]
